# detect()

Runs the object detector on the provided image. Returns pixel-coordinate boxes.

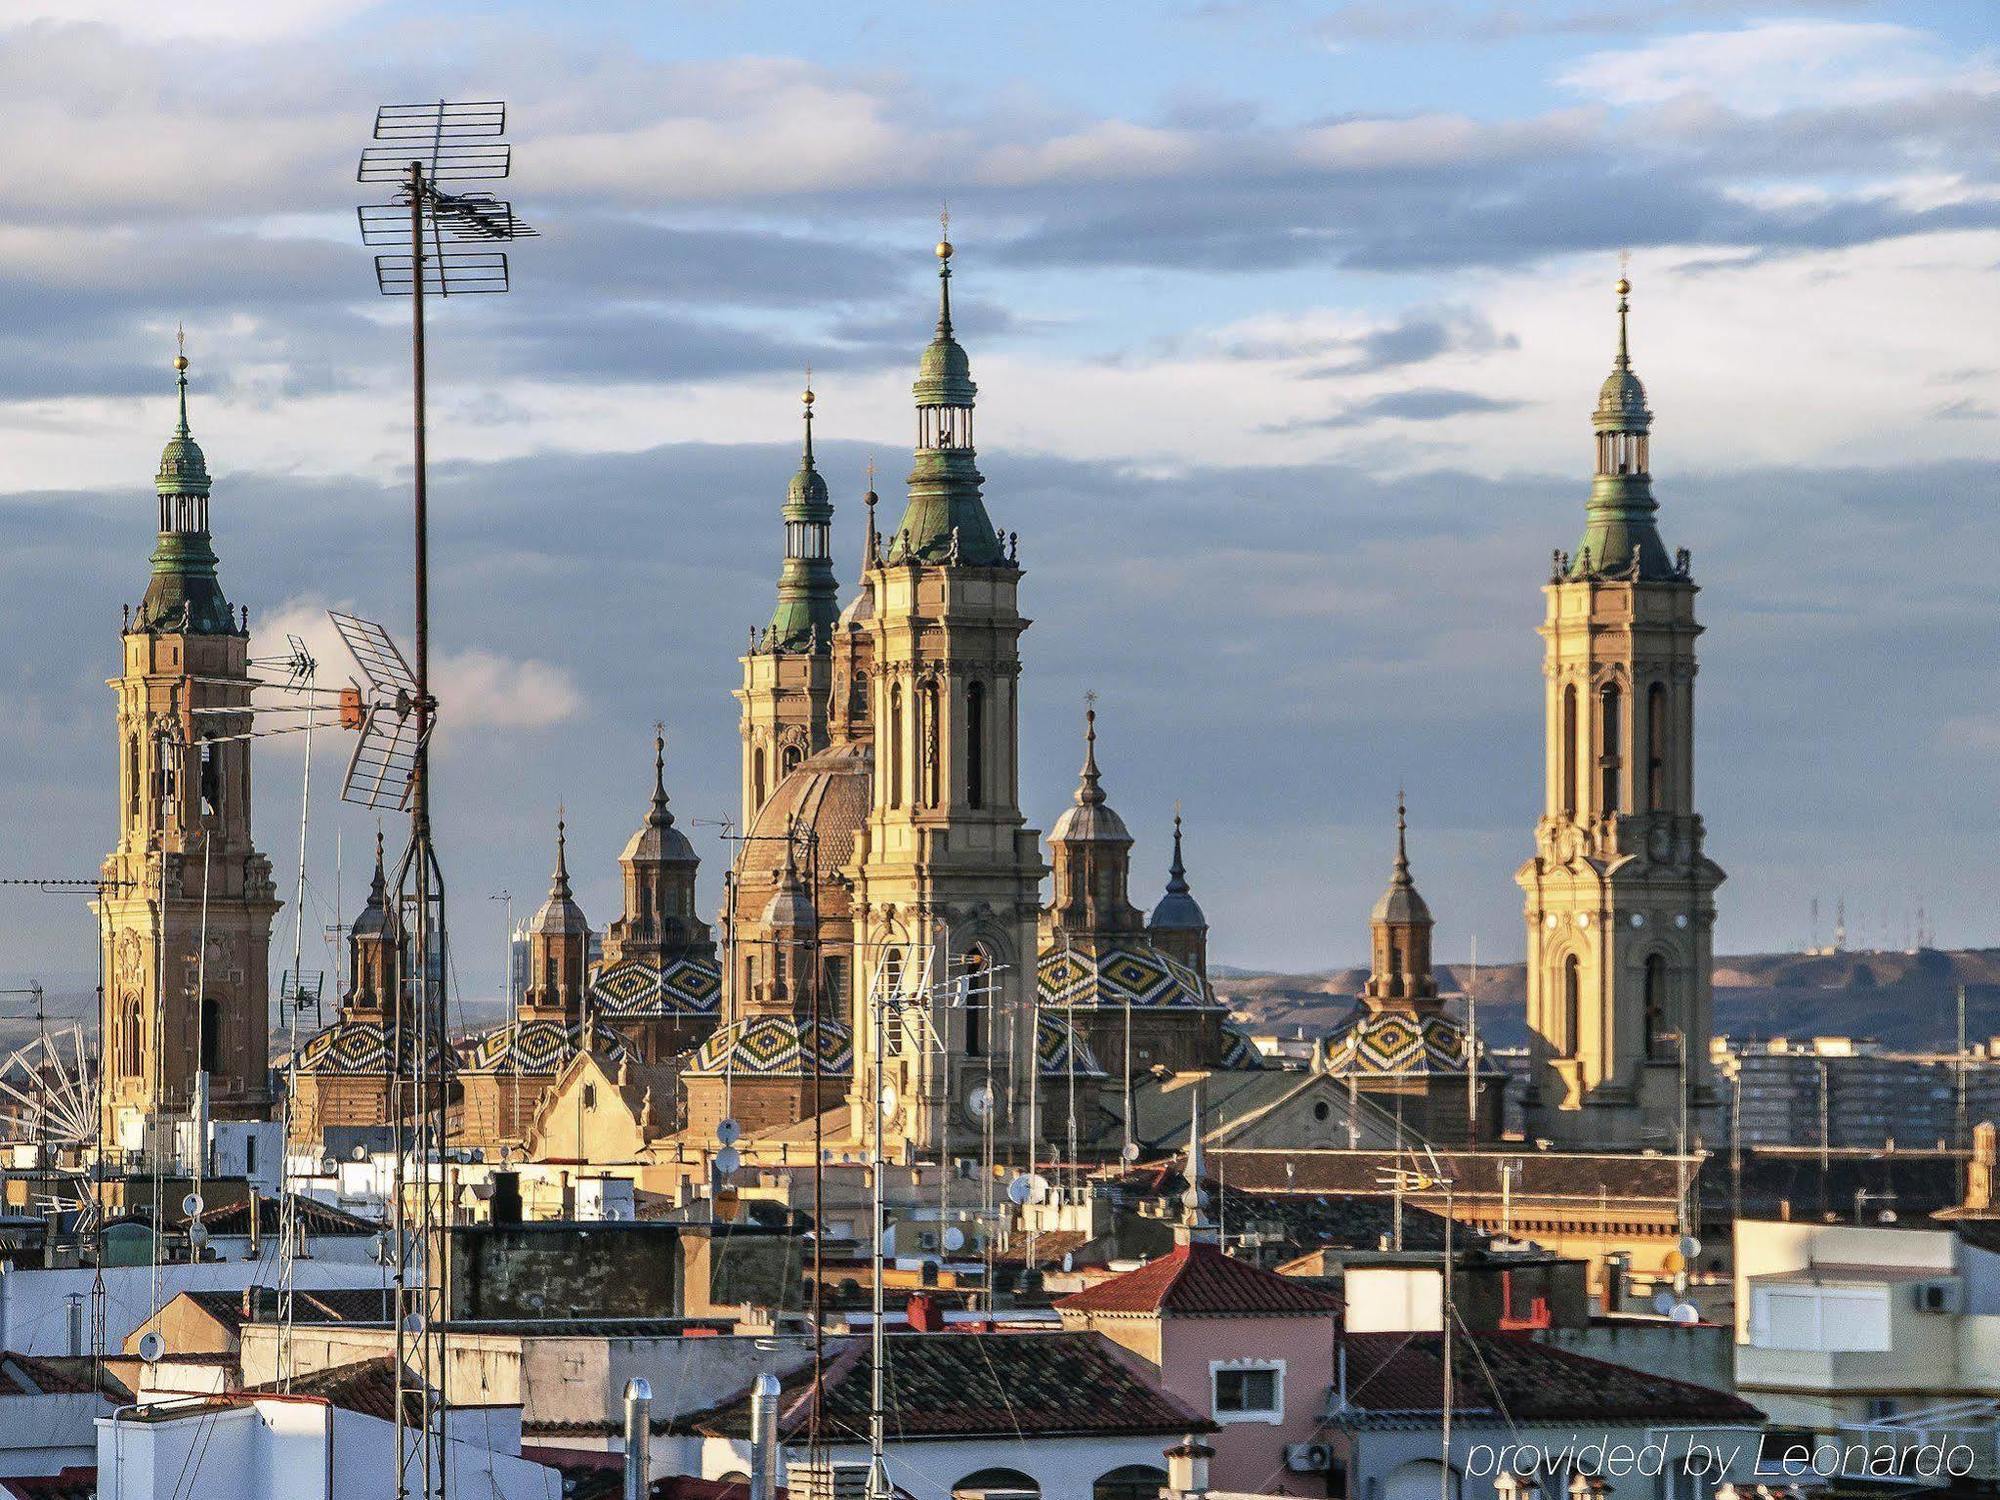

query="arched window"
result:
[888,686,904,809]
[922,683,941,807]
[1644,953,1670,1060]
[753,747,767,814]
[122,1000,143,1079]
[881,949,905,1054]
[198,741,222,819]
[952,1469,1039,1500]
[966,681,985,810]
[963,946,989,1057]
[126,736,140,821]
[1094,1468,1167,1500]
[1598,683,1622,814]
[1561,955,1581,1057]
[198,996,222,1075]
[851,669,868,723]
[782,742,802,777]
[1560,685,1578,817]
[1646,682,1668,812]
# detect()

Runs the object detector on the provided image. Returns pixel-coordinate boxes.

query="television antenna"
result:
[354,96,535,1500]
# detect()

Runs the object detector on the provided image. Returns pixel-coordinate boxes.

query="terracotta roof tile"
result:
[682,1331,1209,1442]
[1339,1333,1761,1425]
[1056,1240,1343,1317]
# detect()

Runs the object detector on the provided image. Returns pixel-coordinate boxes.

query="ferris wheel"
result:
[0,1020,99,1222]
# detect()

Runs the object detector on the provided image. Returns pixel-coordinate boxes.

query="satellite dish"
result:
[1062,1252,1074,1272]
[717,1118,742,1147]
[1651,1290,1675,1315]
[1670,1302,1700,1325]
[1678,1234,1702,1260]
[352,1145,368,1162]
[402,1313,424,1334]
[371,1232,392,1266]
[715,1146,742,1178]
[188,1224,210,1249]
[1120,1141,1140,1163]
[1007,1174,1035,1206]
[181,1193,203,1218]
[880,1083,899,1120]
[320,1158,338,1176]
[137,1332,165,1364]
[1026,1173,1050,1205]
[967,1085,994,1121]
[943,1226,966,1252]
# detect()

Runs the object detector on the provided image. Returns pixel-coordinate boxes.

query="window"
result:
[1644,954,1670,1060]
[122,1001,143,1079]
[952,1469,1037,1500]
[126,736,140,821]
[583,1083,598,1111]
[888,686,904,809]
[199,741,222,819]
[782,743,802,776]
[753,747,766,814]
[1647,682,1668,811]
[199,996,222,1074]
[966,681,985,810]
[922,683,941,806]
[1598,683,1622,814]
[1561,956,1581,1057]
[963,947,988,1057]
[1749,1284,1891,1351]
[1212,1360,1283,1423]
[1094,1468,1167,1500]
[1561,685,1578,816]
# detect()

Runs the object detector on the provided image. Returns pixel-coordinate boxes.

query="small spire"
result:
[801,369,816,467]
[935,204,954,337]
[863,460,879,569]
[1394,786,1410,881]
[1075,691,1105,807]
[649,722,674,827]
[1165,805,1190,896]
[551,810,572,899]
[367,828,388,903]
[174,323,191,439]
[1614,260,1632,371]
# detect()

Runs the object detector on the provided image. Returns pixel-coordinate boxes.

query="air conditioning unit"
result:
[1286,1444,1334,1474]
[1914,1279,1962,1314]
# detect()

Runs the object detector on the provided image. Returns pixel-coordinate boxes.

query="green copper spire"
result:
[1569,273,1674,582]
[888,218,1006,568]
[764,378,840,653]
[135,334,236,636]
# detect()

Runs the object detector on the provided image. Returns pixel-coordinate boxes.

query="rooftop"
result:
[1056,1238,1343,1317]
[681,1331,1210,1442]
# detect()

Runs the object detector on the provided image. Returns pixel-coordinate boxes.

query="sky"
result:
[0,0,1995,1000]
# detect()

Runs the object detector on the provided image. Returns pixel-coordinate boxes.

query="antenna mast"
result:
[354,97,535,1500]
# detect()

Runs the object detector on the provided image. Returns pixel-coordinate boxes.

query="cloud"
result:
[1267,386,1526,432]
[1559,20,2000,114]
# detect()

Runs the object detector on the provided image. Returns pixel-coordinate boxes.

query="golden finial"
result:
[1616,249,1631,298]
[865,456,876,492]
[936,201,952,261]
[174,322,188,373]
[802,361,814,407]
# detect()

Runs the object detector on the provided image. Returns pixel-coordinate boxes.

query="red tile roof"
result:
[680,1331,1211,1442]
[0,1466,97,1500]
[1339,1333,1761,1425]
[1055,1239,1343,1317]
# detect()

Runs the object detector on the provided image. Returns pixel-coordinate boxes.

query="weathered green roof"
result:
[765,394,839,652]
[885,242,1008,569]
[1569,281,1674,583]
[134,355,236,635]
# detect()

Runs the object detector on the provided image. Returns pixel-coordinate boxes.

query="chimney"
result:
[906,1292,943,1332]
[1164,1435,1214,1500]
[750,1372,782,1500]
[492,1169,523,1226]
[623,1377,652,1500]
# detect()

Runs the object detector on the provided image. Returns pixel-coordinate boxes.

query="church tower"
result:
[849,229,1046,1154]
[521,818,590,1021]
[736,388,838,827]
[99,347,280,1152]
[1516,277,1724,1150]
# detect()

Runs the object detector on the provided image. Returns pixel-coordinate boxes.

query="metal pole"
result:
[866,965,890,1500]
[751,1372,781,1500]
[1440,1180,1453,1500]
[622,1378,652,1500]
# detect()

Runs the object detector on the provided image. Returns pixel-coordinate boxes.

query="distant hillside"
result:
[1218,948,2000,1053]
[8,950,2000,1059]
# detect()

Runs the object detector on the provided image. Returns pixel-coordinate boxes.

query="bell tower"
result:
[850,226,1045,1154]
[736,386,838,827]
[99,344,280,1152]
[1517,277,1724,1150]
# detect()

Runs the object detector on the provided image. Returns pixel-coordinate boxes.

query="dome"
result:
[744,740,873,878]
[685,1014,853,1078]
[530,819,589,936]
[1371,881,1432,927]
[761,865,819,930]
[914,334,976,406]
[156,432,211,498]
[788,463,830,508]
[350,835,394,938]
[1149,815,1206,932]
[1595,365,1649,430]
[1048,708,1131,845]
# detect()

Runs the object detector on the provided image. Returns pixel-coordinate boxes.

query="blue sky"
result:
[0,0,1996,999]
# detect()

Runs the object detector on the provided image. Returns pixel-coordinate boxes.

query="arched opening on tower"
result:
[1598,683,1622,814]
[1561,685,1578,817]
[1561,955,1581,1058]
[966,681,985,810]
[198,995,222,1077]
[1644,952,1670,1060]
[888,685,904,809]
[1647,682,1668,812]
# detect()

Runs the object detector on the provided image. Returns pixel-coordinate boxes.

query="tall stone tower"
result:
[99,349,279,1152]
[736,389,839,827]
[849,230,1045,1154]
[1517,278,1724,1150]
